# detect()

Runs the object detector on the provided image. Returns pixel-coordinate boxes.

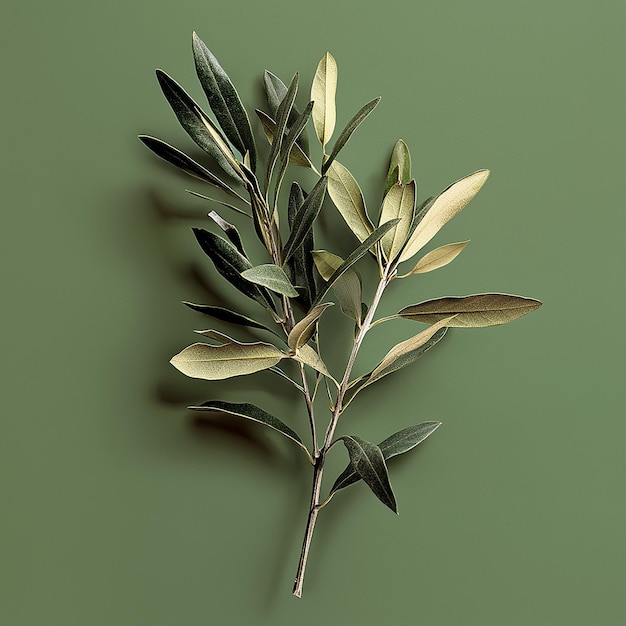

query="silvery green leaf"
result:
[326,161,374,243]
[311,51,338,148]
[322,97,381,174]
[182,302,280,338]
[399,170,490,262]
[207,210,246,257]
[192,32,257,170]
[331,422,442,494]
[291,344,336,384]
[282,176,328,264]
[312,219,400,305]
[339,435,397,513]
[385,139,411,194]
[398,241,469,277]
[379,181,416,261]
[241,264,299,298]
[287,302,334,351]
[155,69,240,179]
[275,102,315,186]
[311,250,361,322]
[170,340,285,380]
[256,109,316,169]
[192,228,276,311]
[397,293,543,327]
[185,190,251,217]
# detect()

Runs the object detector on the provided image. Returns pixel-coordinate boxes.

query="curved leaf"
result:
[275,101,315,187]
[379,181,416,261]
[182,302,280,338]
[241,264,299,297]
[311,51,337,148]
[207,210,246,256]
[255,109,315,169]
[192,32,256,169]
[397,293,543,327]
[399,169,490,262]
[291,344,337,384]
[399,241,469,277]
[287,302,334,350]
[385,139,411,194]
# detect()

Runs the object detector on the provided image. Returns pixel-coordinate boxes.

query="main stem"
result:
[292,266,391,597]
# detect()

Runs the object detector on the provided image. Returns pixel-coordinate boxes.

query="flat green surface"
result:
[2,1,625,624]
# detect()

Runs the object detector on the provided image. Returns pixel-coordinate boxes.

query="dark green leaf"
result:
[185,190,251,217]
[312,219,400,305]
[339,435,397,513]
[241,264,299,297]
[323,97,381,174]
[192,228,276,311]
[278,101,314,170]
[155,69,240,179]
[182,302,280,337]
[331,422,442,493]
[207,210,246,256]
[287,183,316,307]
[255,109,315,169]
[192,32,256,169]
[282,176,328,264]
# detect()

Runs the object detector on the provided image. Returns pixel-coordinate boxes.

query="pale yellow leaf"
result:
[311,51,337,147]
[400,241,469,276]
[288,303,334,351]
[379,181,415,260]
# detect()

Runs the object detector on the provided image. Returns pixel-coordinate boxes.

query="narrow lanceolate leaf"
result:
[241,264,299,298]
[182,302,279,337]
[185,190,251,217]
[138,136,240,197]
[155,70,240,179]
[282,176,328,264]
[311,51,338,148]
[385,139,411,194]
[379,181,416,261]
[331,422,442,494]
[192,32,256,169]
[399,241,469,277]
[287,183,316,307]
[207,210,246,257]
[188,400,308,455]
[398,293,543,327]
[327,161,374,243]
[255,109,315,169]
[192,229,276,311]
[399,169,490,262]
[275,101,315,185]
[170,341,284,380]
[291,344,337,384]
[313,219,400,305]
[323,97,381,173]
[339,436,397,513]
[312,251,362,323]
[287,302,334,351]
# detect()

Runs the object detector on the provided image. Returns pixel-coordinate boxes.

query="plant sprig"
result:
[140,34,542,598]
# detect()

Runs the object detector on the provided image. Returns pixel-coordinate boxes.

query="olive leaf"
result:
[182,302,280,338]
[275,101,315,187]
[291,344,336,384]
[185,189,251,217]
[339,435,397,513]
[326,160,374,243]
[170,340,285,380]
[192,32,257,169]
[385,139,411,194]
[241,264,299,298]
[287,303,334,351]
[397,293,543,327]
[379,181,416,261]
[331,422,442,494]
[311,51,338,149]
[256,109,315,169]
[398,241,469,277]
[399,169,490,262]
[207,210,246,257]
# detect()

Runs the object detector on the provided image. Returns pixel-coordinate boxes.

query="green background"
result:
[2,0,625,624]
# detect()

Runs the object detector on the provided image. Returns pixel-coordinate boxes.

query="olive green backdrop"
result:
[2,0,624,624]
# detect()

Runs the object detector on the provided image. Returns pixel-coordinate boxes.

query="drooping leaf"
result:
[182,302,280,337]
[185,189,251,217]
[312,219,400,305]
[291,344,336,383]
[282,176,328,264]
[311,51,338,148]
[339,435,397,513]
[331,422,442,493]
[399,241,469,277]
[399,169,490,262]
[170,340,285,380]
[385,139,411,194]
[188,400,309,455]
[379,181,416,261]
[241,264,299,297]
[192,32,257,169]
[323,97,381,173]
[155,69,240,179]
[269,365,304,391]
[397,293,543,327]
[207,210,246,256]
[192,228,276,311]
[287,302,334,350]
[287,183,316,307]
[138,136,240,197]
[327,161,374,243]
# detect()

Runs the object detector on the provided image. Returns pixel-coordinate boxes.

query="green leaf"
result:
[312,219,400,305]
[311,51,338,148]
[241,264,299,297]
[379,181,416,261]
[398,241,469,277]
[155,69,240,179]
[185,190,251,217]
[182,302,280,337]
[170,340,285,380]
[282,176,328,264]
[188,400,309,456]
[339,435,397,513]
[287,302,334,350]
[256,109,315,169]
[385,139,411,194]
[207,210,246,257]
[397,293,543,327]
[331,422,442,494]
[291,344,337,384]
[138,136,240,197]
[322,97,381,174]
[399,169,490,262]
[192,228,276,311]
[327,161,374,243]
[311,249,343,281]
[275,101,315,187]
[192,32,256,169]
